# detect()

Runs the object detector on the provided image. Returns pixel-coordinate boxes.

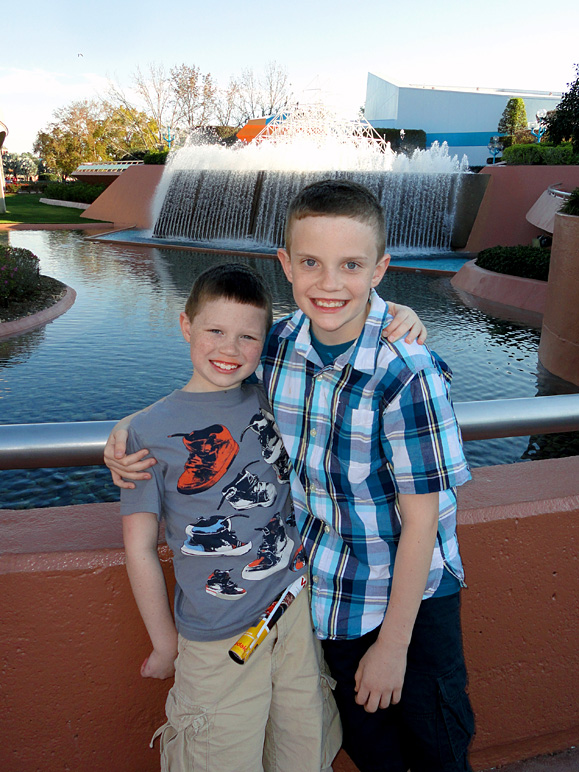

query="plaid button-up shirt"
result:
[260,291,471,640]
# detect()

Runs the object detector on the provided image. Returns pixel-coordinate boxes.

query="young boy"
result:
[119,263,341,772]
[260,179,475,771]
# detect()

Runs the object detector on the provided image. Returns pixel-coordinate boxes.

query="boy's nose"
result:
[219,336,240,355]
[318,267,341,291]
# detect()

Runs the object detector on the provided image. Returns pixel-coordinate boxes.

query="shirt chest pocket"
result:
[335,406,378,486]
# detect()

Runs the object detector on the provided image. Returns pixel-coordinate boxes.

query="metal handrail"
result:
[548,183,572,200]
[1,394,579,471]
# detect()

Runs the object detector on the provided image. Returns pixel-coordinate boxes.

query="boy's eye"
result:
[345,261,360,270]
[241,334,257,341]
[209,328,223,334]
[304,258,317,268]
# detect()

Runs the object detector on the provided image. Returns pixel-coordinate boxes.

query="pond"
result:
[1,229,577,510]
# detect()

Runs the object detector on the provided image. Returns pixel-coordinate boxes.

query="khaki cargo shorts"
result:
[151,588,342,772]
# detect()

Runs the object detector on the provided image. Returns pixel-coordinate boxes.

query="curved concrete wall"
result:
[1,457,578,771]
[451,259,547,315]
[539,214,579,387]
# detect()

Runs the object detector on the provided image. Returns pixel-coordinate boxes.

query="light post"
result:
[488,136,503,164]
[163,126,176,150]
[530,109,547,143]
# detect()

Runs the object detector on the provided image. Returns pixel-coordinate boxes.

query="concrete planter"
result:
[538,213,579,387]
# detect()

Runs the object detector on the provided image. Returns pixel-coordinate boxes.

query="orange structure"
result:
[236,117,273,142]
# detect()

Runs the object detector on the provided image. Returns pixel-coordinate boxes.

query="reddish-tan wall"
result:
[451,259,547,315]
[2,458,578,771]
[465,166,579,253]
[539,213,579,387]
[82,165,164,229]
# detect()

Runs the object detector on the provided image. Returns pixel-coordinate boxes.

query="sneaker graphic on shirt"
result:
[181,514,251,557]
[241,410,284,465]
[205,569,246,600]
[218,461,277,511]
[242,513,294,580]
[272,451,291,484]
[290,544,307,572]
[170,425,239,495]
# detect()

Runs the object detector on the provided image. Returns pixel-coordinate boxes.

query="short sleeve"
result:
[381,368,470,494]
[119,426,164,518]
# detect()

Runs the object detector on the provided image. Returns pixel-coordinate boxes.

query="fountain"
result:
[150,104,476,252]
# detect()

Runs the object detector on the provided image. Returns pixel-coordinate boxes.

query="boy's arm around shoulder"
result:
[122,511,178,679]
[382,302,427,345]
[104,397,170,489]
[354,492,439,713]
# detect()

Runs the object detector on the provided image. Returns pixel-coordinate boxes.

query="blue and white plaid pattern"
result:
[261,291,471,640]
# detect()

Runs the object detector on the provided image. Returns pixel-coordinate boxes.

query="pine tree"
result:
[498,98,528,139]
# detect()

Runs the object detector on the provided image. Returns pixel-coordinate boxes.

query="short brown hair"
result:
[184,263,273,330]
[284,179,386,257]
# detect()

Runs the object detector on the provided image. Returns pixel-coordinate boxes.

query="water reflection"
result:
[1,230,577,509]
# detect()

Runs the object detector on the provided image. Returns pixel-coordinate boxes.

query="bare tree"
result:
[132,63,179,144]
[171,64,217,129]
[262,61,291,116]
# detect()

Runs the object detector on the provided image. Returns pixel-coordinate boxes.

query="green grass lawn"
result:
[0,194,108,225]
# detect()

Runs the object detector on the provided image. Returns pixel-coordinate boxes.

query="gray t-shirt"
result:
[120,383,305,642]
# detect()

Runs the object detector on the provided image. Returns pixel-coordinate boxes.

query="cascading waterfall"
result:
[152,105,469,251]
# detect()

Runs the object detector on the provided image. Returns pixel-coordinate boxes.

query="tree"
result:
[498,98,528,140]
[33,100,114,178]
[545,63,579,153]
[171,64,217,129]
[132,63,179,145]
[221,61,292,126]
[2,152,39,180]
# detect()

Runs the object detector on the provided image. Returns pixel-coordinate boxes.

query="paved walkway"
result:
[332,746,578,771]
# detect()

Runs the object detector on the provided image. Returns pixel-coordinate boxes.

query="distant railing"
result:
[548,183,572,200]
[1,394,579,471]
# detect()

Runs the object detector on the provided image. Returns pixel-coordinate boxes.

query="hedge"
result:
[372,128,427,151]
[143,150,169,165]
[43,182,106,204]
[475,245,550,281]
[502,143,578,165]
[0,245,40,304]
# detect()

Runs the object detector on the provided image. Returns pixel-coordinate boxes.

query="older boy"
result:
[260,180,475,771]
[119,263,340,772]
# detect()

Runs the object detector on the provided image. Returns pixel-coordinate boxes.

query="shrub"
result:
[503,142,578,165]
[43,182,106,204]
[143,150,169,165]
[560,187,579,216]
[475,245,550,281]
[372,128,427,152]
[0,245,40,305]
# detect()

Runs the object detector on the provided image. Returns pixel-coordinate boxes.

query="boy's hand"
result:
[140,647,177,680]
[383,303,427,345]
[104,429,156,489]
[354,637,408,712]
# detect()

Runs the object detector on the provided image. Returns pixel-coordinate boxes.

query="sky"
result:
[1,0,578,153]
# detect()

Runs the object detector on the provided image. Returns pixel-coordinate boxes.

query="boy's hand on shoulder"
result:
[383,302,427,345]
[354,636,408,713]
[104,428,156,489]
[140,647,177,680]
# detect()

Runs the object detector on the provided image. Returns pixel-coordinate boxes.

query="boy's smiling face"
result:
[180,298,267,393]
[278,215,390,345]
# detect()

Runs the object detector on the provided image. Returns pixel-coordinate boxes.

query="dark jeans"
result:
[322,592,475,772]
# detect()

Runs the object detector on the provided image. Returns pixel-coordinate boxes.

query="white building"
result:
[365,73,562,166]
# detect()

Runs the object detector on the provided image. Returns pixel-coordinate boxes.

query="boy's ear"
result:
[179,311,192,342]
[277,248,293,283]
[371,253,390,287]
